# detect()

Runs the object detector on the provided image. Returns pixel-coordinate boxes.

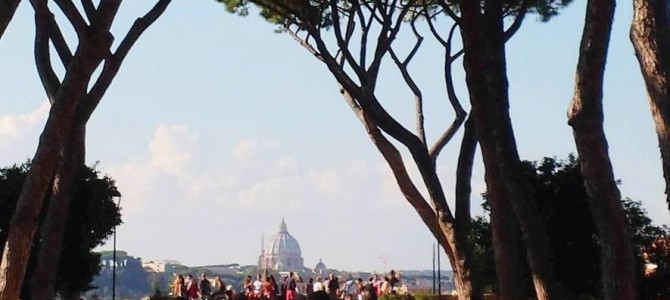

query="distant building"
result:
[314,258,327,275]
[258,219,304,272]
[142,260,181,273]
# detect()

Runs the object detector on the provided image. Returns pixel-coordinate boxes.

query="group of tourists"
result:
[170,271,401,300]
[171,273,229,300]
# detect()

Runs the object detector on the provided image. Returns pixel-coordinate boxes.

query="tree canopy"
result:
[476,156,670,298]
[0,162,121,298]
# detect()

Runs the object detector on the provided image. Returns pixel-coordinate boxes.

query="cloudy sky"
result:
[0,1,667,273]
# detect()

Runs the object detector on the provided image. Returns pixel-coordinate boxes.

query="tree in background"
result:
[475,156,670,298]
[0,162,121,299]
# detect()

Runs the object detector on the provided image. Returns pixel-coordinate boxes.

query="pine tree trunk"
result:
[569,1,638,299]
[460,1,566,299]
[0,0,20,39]
[29,124,86,300]
[0,46,99,300]
[631,0,670,211]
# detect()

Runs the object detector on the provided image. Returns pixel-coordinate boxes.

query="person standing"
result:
[263,276,276,300]
[306,278,314,299]
[172,274,187,300]
[200,273,212,300]
[313,276,324,293]
[326,274,338,300]
[186,274,200,300]
[286,272,297,300]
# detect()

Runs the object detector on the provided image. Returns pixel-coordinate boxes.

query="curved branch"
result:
[439,0,461,25]
[84,0,172,122]
[503,0,527,42]
[429,22,466,162]
[328,0,366,84]
[425,7,448,47]
[342,88,446,225]
[389,18,425,144]
[367,0,414,89]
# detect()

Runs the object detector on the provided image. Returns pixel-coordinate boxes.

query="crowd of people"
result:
[170,271,402,300]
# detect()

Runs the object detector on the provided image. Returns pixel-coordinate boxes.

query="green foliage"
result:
[216,0,575,31]
[475,155,670,298]
[0,162,122,298]
[379,294,415,300]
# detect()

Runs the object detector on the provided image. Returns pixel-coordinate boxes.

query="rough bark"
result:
[29,124,85,300]
[569,1,638,299]
[459,1,566,299]
[631,0,670,211]
[0,0,21,40]
[0,66,94,300]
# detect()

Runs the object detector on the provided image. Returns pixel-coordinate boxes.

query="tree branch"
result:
[341,88,442,223]
[328,0,366,84]
[46,13,73,68]
[32,1,60,103]
[439,0,461,25]
[80,0,96,23]
[389,17,425,145]
[84,0,172,122]
[53,0,88,38]
[454,115,476,226]
[503,0,527,42]
[429,22,466,162]
[367,0,414,90]
[0,0,21,40]
[287,28,323,62]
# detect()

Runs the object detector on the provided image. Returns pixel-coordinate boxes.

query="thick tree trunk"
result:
[460,1,566,299]
[0,47,99,300]
[458,14,525,300]
[29,124,85,300]
[569,1,638,299]
[631,0,670,211]
[0,0,21,40]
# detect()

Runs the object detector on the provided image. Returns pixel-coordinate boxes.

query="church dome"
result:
[314,258,327,274]
[265,219,302,257]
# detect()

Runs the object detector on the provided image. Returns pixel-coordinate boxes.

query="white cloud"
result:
[0,102,50,164]
[103,128,462,271]
[149,124,198,176]
[0,101,49,142]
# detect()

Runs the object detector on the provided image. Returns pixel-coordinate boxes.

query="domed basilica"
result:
[258,219,304,272]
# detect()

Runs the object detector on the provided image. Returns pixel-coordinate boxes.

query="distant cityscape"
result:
[88,219,455,299]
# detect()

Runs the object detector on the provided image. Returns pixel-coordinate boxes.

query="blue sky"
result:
[0,1,666,272]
